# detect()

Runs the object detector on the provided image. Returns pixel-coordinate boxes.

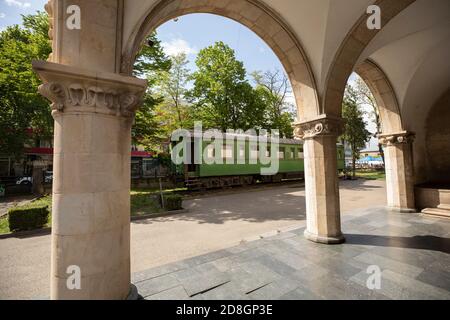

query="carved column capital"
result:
[293,115,344,140]
[33,60,147,118]
[378,131,415,146]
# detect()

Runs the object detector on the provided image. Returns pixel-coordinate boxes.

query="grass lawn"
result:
[0,217,9,234]
[130,190,162,216]
[131,187,186,217]
[355,170,386,180]
[0,188,186,234]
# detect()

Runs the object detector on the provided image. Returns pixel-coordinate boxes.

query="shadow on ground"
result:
[133,190,307,225]
[345,233,450,254]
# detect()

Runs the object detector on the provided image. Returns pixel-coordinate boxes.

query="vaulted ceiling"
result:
[123,0,449,131]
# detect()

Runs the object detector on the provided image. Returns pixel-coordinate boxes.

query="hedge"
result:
[164,194,183,211]
[8,204,50,232]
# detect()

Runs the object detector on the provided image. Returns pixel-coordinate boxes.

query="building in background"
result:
[359,148,382,158]
[1,139,157,183]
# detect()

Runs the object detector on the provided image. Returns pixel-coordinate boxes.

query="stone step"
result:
[437,204,450,210]
[422,207,450,218]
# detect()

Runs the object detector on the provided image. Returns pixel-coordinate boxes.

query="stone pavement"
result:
[132,207,450,300]
[0,179,387,299]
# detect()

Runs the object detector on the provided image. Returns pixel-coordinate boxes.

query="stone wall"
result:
[425,90,450,183]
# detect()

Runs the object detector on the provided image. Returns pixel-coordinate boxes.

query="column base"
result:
[304,230,345,244]
[127,284,139,300]
[387,206,417,213]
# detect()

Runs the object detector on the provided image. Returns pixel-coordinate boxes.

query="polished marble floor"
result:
[132,207,450,300]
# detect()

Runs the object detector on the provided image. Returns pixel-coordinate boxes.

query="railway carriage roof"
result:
[181,130,304,145]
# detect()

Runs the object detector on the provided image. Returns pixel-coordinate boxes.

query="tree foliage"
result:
[341,85,371,178]
[0,12,52,158]
[132,32,172,150]
[156,53,192,130]
[252,70,295,138]
[188,42,266,131]
[353,76,384,164]
[132,40,298,150]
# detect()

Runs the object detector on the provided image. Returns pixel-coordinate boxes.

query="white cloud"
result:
[0,13,6,18]
[4,0,31,9]
[162,39,197,56]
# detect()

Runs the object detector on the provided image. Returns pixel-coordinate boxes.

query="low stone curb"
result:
[241,222,306,243]
[0,226,51,239]
[0,209,189,239]
[183,181,305,200]
[131,208,189,221]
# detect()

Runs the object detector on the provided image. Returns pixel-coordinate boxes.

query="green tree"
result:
[252,70,295,138]
[132,32,172,151]
[353,76,384,164]
[157,53,192,129]
[188,41,265,131]
[0,11,53,159]
[341,85,371,179]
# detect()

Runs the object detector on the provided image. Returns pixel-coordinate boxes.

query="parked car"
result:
[16,176,32,185]
[44,171,53,183]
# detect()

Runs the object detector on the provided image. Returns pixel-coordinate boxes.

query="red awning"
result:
[24,148,153,158]
[131,151,153,158]
[24,147,53,155]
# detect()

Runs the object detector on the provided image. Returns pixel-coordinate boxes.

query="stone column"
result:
[294,115,345,244]
[379,131,416,212]
[33,60,147,299]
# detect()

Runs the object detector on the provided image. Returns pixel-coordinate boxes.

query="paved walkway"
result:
[0,179,396,299]
[131,179,386,273]
[134,207,450,300]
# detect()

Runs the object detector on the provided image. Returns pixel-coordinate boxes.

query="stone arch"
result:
[322,0,416,117]
[355,59,415,212]
[355,59,403,133]
[121,0,319,119]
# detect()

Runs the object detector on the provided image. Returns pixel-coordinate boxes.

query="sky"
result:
[0,0,44,31]
[157,13,285,78]
[0,0,377,150]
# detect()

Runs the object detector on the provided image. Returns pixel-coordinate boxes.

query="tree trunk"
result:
[352,156,356,180]
[32,165,45,195]
[378,142,385,166]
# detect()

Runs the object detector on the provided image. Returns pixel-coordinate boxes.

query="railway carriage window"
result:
[238,145,245,158]
[250,146,258,160]
[206,144,215,159]
[291,150,295,159]
[298,150,304,159]
[278,148,285,160]
[222,145,233,159]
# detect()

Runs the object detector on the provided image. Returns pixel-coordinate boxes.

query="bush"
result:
[8,204,50,232]
[164,194,183,211]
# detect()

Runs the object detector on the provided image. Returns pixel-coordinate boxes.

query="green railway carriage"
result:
[171,131,345,190]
